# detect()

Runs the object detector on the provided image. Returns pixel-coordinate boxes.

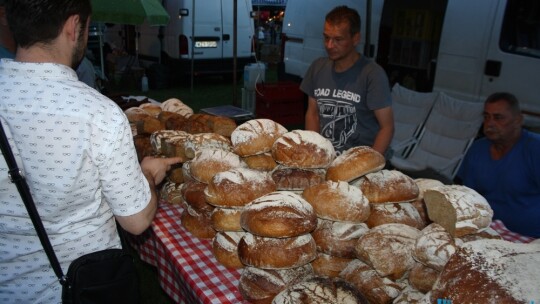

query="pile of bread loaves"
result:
[126,104,540,304]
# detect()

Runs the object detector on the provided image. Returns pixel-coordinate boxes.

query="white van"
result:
[281,0,540,129]
[137,0,256,78]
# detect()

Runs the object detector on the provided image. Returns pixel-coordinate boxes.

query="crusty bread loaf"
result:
[366,202,425,229]
[211,231,245,269]
[238,233,317,269]
[339,259,405,304]
[189,148,246,184]
[413,223,457,271]
[124,106,152,122]
[423,185,494,237]
[183,113,214,134]
[161,98,193,118]
[311,252,356,278]
[161,132,191,160]
[181,205,216,239]
[208,115,237,137]
[183,132,232,159]
[430,239,540,303]
[150,130,189,155]
[231,118,288,157]
[243,152,278,171]
[355,223,421,280]
[271,130,336,169]
[167,163,184,184]
[238,264,314,304]
[311,218,369,258]
[133,134,153,162]
[163,113,189,131]
[272,276,368,304]
[458,227,502,242]
[270,166,326,191]
[160,180,184,205]
[210,207,243,232]
[181,160,195,182]
[412,178,445,224]
[240,191,317,238]
[326,146,386,182]
[139,103,162,117]
[204,168,276,208]
[181,180,213,212]
[356,169,420,204]
[302,180,370,223]
[408,262,440,293]
[393,287,428,304]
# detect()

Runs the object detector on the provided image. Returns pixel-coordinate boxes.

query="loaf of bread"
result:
[204,168,276,208]
[189,148,246,184]
[124,106,152,122]
[270,166,326,191]
[159,180,184,205]
[181,160,195,182]
[238,264,314,304]
[429,239,540,303]
[183,113,214,134]
[311,252,355,278]
[231,118,288,157]
[183,132,232,159]
[139,103,162,117]
[160,132,191,160]
[355,223,421,280]
[240,191,317,238]
[181,180,214,212]
[135,115,165,135]
[302,180,370,223]
[167,163,185,184]
[238,233,317,269]
[208,115,237,138]
[210,207,243,232]
[243,152,278,171]
[311,218,369,258]
[413,223,457,271]
[272,276,368,304]
[366,202,425,229]
[355,169,420,204]
[408,262,440,293]
[161,98,193,118]
[423,185,493,237]
[211,231,245,269]
[393,286,428,304]
[326,146,386,182]
[271,130,336,169]
[458,227,501,242]
[339,259,405,304]
[163,112,189,131]
[181,205,216,239]
[150,130,189,155]
[133,134,153,162]
[412,178,445,224]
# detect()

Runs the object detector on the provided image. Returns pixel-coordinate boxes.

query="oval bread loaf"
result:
[271,130,335,169]
[326,146,385,182]
[231,119,287,156]
[356,169,420,204]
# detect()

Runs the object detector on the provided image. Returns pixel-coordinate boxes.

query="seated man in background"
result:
[456,92,540,238]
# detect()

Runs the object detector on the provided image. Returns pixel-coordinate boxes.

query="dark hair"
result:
[485,92,521,115]
[5,0,91,48]
[325,5,361,36]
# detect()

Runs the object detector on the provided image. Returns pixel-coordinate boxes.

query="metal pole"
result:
[232,0,238,106]
[364,0,372,57]
[191,0,195,93]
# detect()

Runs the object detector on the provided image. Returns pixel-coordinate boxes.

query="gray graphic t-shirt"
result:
[301,56,391,154]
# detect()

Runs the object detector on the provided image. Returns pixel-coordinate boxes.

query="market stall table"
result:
[131,203,535,304]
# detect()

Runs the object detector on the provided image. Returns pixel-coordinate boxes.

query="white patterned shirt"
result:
[0,59,151,303]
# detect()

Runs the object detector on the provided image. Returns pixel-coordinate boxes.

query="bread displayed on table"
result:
[210,207,243,232]
[311,219,369,259]
[413,223,458,271]
[310,252,355,278]
[231,118,287,157]
[326,145,385,182]
[243,152,278,171]
[366,202,425,229]
[355,169,420,204]
[270,166,326,191]
[211,231,245,269]
[161,98,194,118]
[271,130,336,169]
[189,148,246,184]
[181,205,216,239]
[183,132,232,159]
[412,178,445,225]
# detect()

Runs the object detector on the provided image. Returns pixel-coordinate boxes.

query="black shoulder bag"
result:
[0,121,139,304]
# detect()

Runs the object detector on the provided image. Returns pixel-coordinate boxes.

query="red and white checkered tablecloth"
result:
[490,219,536,244]
[131,203,248,304]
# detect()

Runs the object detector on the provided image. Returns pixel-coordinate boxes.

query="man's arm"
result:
[115,156,181,235]
[372,106,394,155]
[305,96,320,132]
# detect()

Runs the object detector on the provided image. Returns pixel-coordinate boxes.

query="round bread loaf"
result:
[161,132,191,160]
[184,113,214,133]
[326,146,386,182]
[413,223,458,271]
[311,218,369,258]
[189,148,246,184]
[393,287,428,304]
[167,163,185,184]
[339,259,405,304]
[160,180,184,205]
[270,166,326,191]
[366,202,425,229]
[209,115,237,137]
[205,168,276,208]
[238,233,317,269]
[408,262,440,293]
[238,264,314,304]
[458,227,501,242]
[181,160,195,182]
[240,191,317,238]
[139,103,162,117]
[311,252,355,278]
[430,239,540,304]
[211,231,245,269]
[183,132,232,159]
[161,98,194,117]
[133,135,153,161]
[302,180,370,223]
[272,276,368,304]
[356,169,420,204]
[124,106,152,123]
[412,178,445,224]
[181,180,213,212]
[150,130,189,155]
[210,207,243,232]
[243,152,278,171]
[231,119,288,156]
[181,205,216,239]
[423,185,494,237]
[355,223,421,280]
[271,130,335,169]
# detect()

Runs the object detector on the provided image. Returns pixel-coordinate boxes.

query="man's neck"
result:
[15,42,71,67]
[333,52,360,73]
[490,130,522,160]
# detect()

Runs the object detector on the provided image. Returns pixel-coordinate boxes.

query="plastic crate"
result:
[255,82,305,126]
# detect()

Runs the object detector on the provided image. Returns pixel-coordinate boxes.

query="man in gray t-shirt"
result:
[301,6,394,157]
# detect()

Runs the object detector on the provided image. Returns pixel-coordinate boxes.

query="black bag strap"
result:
[0,121,68,285]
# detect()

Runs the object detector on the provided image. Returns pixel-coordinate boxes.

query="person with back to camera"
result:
[0,0,15,59]
[0,0,182,302]
[455,92,540,238]
[301,5,394,157]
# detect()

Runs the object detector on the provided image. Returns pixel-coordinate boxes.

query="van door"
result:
[191,0,223,60]
[221,0,254,60]
[480,0,540,126]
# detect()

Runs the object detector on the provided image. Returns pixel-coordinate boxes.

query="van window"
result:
[500,0,540,58]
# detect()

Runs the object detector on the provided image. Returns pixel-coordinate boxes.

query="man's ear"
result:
[63,14,81,43]
[353,31,361,47]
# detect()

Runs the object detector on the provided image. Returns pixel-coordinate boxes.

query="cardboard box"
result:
[255,82,305,126]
